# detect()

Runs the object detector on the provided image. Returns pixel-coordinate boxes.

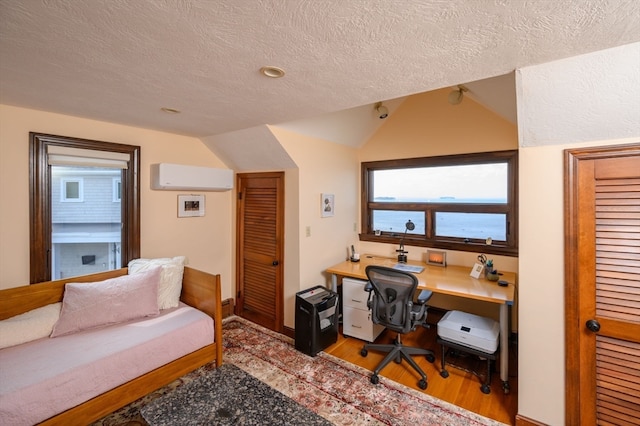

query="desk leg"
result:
[331,274,338,293]
[499,303,510,394]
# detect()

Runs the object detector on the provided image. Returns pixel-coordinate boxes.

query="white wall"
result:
[516,42,640,426]
[518,42,640,147]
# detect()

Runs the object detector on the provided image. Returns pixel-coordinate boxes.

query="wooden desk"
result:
[326,254,516,393]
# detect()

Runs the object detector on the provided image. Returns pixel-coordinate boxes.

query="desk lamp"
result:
[396,220,414,263]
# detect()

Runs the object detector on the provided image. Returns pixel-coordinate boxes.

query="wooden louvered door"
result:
[235,172,284,333]
[565,144,640,426]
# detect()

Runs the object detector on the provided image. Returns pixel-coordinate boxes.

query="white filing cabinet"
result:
[342,277,385,342]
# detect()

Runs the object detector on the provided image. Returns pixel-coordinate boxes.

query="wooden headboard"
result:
[0,269,128,320]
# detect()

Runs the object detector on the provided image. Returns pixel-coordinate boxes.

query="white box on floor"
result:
[437,310,499,353]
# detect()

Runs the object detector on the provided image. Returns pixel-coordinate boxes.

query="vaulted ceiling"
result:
[1,1,638,167]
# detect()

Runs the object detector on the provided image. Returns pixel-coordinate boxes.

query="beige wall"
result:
[271,126,360,328]
[360,88,518,162]
[0,105,234,299]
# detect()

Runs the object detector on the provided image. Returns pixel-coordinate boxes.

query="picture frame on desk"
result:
[470,262,484,279]
[427,250,446,267]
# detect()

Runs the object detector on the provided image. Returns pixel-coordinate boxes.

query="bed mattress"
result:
[0,303,214,426]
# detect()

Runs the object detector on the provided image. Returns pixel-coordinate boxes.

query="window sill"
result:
[358,234,518,257]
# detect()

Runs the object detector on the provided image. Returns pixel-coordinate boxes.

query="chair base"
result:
[361,334,435,390]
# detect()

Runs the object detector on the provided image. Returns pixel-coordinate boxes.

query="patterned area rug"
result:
[141,364,331,425]
[94,316,507,425]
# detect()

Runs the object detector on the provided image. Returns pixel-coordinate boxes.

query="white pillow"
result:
[128,256,186,309]
[0,303,62,349]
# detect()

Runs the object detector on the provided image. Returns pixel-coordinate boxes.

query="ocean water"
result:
[372,201,507,241]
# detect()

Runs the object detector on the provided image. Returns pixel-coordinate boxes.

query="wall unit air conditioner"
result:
[151,163,233,191]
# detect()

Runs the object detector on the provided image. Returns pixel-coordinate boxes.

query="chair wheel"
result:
[440,370,449,378]
[481,384,491,394]
[360,348,368,357]
[426,353,435,363]
[394,355,402,364]
[418,379,427,390]
[370,374,380,385]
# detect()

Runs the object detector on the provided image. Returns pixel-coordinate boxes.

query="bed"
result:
[0,265,223,425]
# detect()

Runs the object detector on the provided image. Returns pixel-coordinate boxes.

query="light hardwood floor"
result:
[323,313,518,425]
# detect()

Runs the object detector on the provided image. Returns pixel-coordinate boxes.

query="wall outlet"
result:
[305,226,311,237]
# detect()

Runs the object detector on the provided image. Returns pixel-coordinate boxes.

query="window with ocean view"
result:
[361,150,518,256]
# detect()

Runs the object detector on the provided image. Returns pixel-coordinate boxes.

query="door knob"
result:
[272,260,279,266]
[586,319,600,333]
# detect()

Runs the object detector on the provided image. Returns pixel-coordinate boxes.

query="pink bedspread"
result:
[0,304,214,425]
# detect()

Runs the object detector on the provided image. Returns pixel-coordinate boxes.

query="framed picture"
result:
[427,250,447,267]
[178,194,205,217]
[470,262,484,279]
[321,193,334,217]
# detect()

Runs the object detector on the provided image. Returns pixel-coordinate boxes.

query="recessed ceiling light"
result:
[161,107,181,114]
[260,66,285,78]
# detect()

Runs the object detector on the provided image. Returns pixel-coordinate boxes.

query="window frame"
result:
[29,132,141,283]
[360,150,518,256]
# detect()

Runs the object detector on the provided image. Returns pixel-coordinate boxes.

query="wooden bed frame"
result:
[0,266,223,425]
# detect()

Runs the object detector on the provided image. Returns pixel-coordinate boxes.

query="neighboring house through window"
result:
[113,178,121,202]
[29,133,140,283]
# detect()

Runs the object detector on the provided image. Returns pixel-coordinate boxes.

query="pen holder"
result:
[486,270,500,281]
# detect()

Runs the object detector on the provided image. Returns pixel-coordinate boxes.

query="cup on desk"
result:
[350,252,360,262]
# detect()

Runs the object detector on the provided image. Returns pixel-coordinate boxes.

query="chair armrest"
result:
[416,290,433,305]
[364,282,374,309]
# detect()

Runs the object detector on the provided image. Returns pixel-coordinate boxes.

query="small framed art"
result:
[321,193,334,217]
[427,250,447,267]
[470,262,484,279]
[178,194,205,217]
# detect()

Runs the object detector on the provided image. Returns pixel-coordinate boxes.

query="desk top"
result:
[326,254,516,305]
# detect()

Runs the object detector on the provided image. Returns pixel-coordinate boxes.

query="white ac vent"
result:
[151,163,233,191]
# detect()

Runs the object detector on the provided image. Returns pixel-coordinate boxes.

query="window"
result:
[361,150,518,256]
[61,178,83,202]
[30,133,140,283]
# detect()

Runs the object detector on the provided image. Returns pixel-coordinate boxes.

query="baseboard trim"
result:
[283,325,294,339]
[221,298,234,318]
[515,414,548,426]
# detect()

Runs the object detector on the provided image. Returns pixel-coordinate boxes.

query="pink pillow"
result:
[51,266,161,337]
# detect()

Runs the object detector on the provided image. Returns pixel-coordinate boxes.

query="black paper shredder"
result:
[295,286,339,356]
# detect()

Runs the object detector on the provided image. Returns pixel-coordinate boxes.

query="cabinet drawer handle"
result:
[351,325,362,329]
[351,299,362,303]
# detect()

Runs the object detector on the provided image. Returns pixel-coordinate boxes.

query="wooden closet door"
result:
[565,144,640,426]
[235,172,284,333]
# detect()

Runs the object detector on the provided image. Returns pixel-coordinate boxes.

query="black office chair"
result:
[360,265,436,390]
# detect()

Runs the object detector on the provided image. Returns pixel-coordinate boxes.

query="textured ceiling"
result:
[1,0,639,150]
